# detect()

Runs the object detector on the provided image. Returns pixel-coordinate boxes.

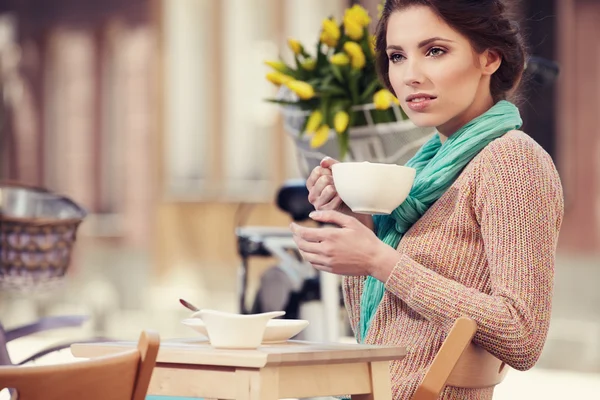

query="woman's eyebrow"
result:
[386,37,454,52]
[418,37,454,48]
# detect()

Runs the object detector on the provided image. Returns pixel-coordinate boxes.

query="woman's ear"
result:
[480,49,502,76]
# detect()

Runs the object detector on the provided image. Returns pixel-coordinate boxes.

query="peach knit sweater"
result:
[342,131,564,399]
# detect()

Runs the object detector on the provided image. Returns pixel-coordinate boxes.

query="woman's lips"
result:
[406,96,436,112]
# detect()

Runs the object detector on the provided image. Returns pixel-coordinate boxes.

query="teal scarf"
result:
[358,100,523,342]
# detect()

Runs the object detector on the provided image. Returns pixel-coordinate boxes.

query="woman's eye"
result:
[427,47,446,57]
[389,53,405,63]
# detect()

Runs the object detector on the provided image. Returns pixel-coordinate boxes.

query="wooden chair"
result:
[0,330,159,400]
[412,317,509,400]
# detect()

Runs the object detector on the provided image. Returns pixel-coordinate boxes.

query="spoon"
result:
[179,298,199,312]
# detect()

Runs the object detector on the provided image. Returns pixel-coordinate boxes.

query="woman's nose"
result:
[403,60,425,86]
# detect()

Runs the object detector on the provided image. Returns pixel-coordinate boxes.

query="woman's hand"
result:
[306,157,346,212]
[290,210,398,279]
[306,157,374,230]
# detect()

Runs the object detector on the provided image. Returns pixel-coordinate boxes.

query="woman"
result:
[290,0,564,399]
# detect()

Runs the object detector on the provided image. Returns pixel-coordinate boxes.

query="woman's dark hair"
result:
[375,0,527,103]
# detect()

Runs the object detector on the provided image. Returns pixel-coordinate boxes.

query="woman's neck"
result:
[437,94,495,143]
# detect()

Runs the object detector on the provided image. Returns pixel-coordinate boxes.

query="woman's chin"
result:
[406,113,442,128]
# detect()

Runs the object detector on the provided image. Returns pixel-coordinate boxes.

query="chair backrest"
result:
[0,322,12,366]
[412,317,508,400]
[0,330,159,400]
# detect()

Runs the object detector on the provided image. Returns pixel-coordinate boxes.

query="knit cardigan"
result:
[342,131,564,399]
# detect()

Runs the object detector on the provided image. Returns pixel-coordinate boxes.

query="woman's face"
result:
[385,6,500,137]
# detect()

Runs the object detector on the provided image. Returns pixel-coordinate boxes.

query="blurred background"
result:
[0,0,599,398]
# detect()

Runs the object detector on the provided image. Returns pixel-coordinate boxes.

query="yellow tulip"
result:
[310,124,331,148]
[352,53,366,69]
[288,38,303,55]
[305,110,323,134]
[343,41,366,69]
[331,53,350,66]
[321,18,340,47]
[377,4,384,19]
[264,60,287,72]
[322,18,341,41]
[266,71,293,86]
[334,111,350,133]
[343,41,362,58]
[301,58,317,71]
[343,17,364,40]
[345,5,371,27]
[320,32,337,48]
[285,80,316,100]
[355,4,372,25]
[373,89,400,110]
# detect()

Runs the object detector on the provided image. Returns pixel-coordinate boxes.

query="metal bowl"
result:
[0,185,86,221]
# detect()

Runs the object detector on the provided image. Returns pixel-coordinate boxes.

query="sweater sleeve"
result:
[383,136,564,370]
[342,275,365,337]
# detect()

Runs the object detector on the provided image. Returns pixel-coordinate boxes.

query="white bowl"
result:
[182,317,309,344]
[262,319,309,343]
[192,309,285,349]
[262,319,310,343]
[332,162,416,215]
[181,318,209,338]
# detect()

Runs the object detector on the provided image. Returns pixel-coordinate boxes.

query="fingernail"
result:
[309,211,319,218]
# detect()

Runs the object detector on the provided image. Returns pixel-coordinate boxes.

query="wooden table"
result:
[71,338,406,400]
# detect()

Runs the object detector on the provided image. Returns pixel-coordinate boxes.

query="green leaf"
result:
[264,98,318,111]
[330,98,352,114]
[339,131,349,161]
[359,78,383,103]
[342,107,359,159]
[319,85,347,97]
[372,109,394,124]
[359,28,373,61]
[264,98,299,106]
[275,57,300,79]
[315,40,328,67]
[322,96,332,126]
[293,54,310,80]
[330,64,345,84]
[348,70,360,104]
[320,75,334,87]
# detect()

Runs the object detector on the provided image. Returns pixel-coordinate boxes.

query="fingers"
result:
[309,175,335,207]
[320,156,339,169]
[296,249,332,272]
[307,157,338,189]
[322,195,343,211]
[290,223,328,243]
[293,234,321,254]
[306,166,331,190]
[291,224,332,270]
[307,173,344,211]
[309,210,355,228]
[306,158,344,211]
